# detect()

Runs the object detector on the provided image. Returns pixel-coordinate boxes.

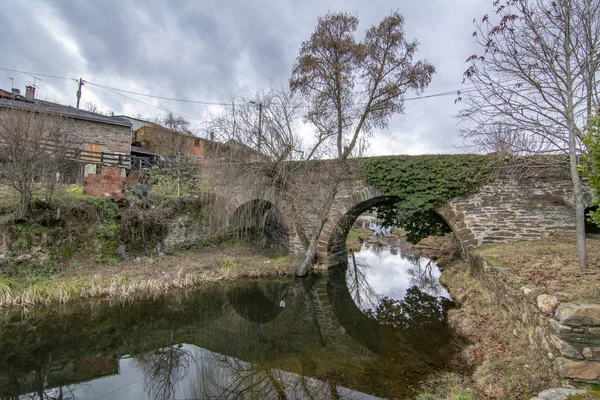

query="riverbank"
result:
[420,234,600,400]
[0,243,298,308]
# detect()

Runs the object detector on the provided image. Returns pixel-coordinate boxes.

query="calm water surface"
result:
[0,238,455,400]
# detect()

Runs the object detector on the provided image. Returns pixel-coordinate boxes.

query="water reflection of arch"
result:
[226,281,284,324]
[325,258,453,366]
[230,199,289,250]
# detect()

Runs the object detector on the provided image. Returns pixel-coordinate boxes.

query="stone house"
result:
[118,115,264,164]
[0,87,132,157]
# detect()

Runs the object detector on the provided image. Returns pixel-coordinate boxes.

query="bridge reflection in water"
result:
[0,241,456,400]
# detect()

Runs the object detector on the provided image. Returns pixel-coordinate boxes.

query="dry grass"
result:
[439,262,559,399]
[416,232,462,268]
[475,234,600,302]
[0,245,298,308]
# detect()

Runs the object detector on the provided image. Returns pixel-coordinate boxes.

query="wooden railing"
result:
[0,139,144,169]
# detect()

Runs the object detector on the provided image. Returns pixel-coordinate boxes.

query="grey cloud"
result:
[1,0,497,153]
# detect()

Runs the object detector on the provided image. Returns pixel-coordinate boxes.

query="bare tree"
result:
[157,112,190,134]
[459,0,600,269]
[207,85,304,163]
[290,11,435,276]
[150,114,198,196]
[84,101,100,114]
[0,107,72,217]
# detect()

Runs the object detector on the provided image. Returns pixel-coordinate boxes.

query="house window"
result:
[194,138,200,147]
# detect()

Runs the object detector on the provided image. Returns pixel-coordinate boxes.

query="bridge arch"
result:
[230,199,289,250]
[316,185,458,261]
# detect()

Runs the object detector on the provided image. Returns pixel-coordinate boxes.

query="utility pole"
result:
[257,102,262,153]
[76,78,84,109]
[249,100,263,153]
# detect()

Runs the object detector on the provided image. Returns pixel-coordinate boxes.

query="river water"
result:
[0,238,455,400]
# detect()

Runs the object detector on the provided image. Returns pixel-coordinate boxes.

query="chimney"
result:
[25,85,35,100]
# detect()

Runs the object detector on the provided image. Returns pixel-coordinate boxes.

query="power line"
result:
[85,81,236,107]
[91,83,206,122]
[0,65,488,112]
[0,67,77,82]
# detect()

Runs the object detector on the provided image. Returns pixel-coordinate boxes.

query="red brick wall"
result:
[83,167,126,199]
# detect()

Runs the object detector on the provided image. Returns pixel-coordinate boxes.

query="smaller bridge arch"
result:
[229,199,290,250]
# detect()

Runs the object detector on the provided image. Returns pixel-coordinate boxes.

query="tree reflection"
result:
[348,241,452,330]
[346,251,380,312]
[187,352,341,400]
[406,259,444,297]
[136,331,195,400]
[365,286,451,329]
[0,362,85,400]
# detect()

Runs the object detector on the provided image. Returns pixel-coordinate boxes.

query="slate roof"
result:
[0,89,132,128]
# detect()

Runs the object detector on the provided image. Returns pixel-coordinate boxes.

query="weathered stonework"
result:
[438,167,576,254]
[470,254,600,383]
[203,159,577,262]
[64,119,131,155]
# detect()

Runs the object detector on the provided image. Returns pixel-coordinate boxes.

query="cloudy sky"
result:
[0,0,495,155]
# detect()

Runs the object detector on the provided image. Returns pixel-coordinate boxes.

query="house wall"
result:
[134,125,206,158]
[65,119,131,155]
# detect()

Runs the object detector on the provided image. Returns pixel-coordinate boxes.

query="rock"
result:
[522,286,534,296]
[590,327,600,335]
[548,319,572,335]
[115,245,127,260]
[582,347,600,360]
[530,387,588,400]
[548,334,583,359]
[522,286,541,301]
[555,303,600,326]
[554,357,600,380]
[538,294,559,315]
[14,254,32,263]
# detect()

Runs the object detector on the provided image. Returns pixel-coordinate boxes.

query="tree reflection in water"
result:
[347,240,452,330]
[136,331,195,400]
[346,251,381,312]
[186,351,351,400]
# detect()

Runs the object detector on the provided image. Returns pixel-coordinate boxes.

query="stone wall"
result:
[83,167,126,199]
[470,254,600,383]
[201,159,577,262]
[438,167,575,253]
[65,119,131,155]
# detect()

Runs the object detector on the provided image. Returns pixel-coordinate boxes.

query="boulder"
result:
[538,294,559,315]
[554,357,600,380]
[555,303,600,326]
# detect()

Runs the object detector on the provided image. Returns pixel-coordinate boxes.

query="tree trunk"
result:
[565,7,588,270]
[295,184,339,277]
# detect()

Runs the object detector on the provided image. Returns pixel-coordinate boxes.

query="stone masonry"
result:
[64,118,131,155]
[471,254,600,383]
[437,166,576,254]
[201,158,577,262]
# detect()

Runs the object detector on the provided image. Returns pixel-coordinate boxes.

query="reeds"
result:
[0,255,295,309]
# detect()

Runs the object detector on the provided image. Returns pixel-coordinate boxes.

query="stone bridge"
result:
[196,156,578,262]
